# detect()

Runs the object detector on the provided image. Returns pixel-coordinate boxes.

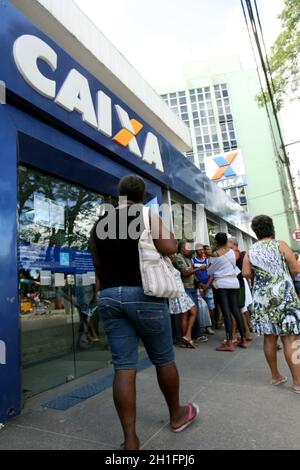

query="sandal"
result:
[216,344,235,352]
[182,337,197,349]
[171,403,200,433]
[271,377,287,386]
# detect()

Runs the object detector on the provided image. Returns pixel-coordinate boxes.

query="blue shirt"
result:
[192,257,209,284]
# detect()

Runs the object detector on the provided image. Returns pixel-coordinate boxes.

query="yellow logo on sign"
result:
[113,119,144,147]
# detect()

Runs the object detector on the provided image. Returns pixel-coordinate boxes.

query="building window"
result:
[214,83,238,153]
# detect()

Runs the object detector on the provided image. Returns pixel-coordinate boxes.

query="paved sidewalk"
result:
[1,331,300,450]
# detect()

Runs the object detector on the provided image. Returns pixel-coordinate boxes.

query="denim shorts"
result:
[203,288,215,310]
[98,286,175,370]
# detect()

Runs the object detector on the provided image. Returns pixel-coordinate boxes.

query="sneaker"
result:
[206,327,215,335]
[195,336,208,343]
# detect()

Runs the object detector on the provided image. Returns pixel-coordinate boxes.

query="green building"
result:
[157,56,297,248]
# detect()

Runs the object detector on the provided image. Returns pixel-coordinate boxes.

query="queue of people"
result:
[89,175,300,450]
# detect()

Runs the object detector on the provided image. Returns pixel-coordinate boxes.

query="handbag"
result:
[138,207,179,298]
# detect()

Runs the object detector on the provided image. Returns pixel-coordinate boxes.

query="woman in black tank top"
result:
[88,175,199,450]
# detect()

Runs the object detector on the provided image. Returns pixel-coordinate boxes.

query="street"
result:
[1,330,299,450]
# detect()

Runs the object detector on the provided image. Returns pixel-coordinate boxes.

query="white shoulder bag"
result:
[138,207,179,298]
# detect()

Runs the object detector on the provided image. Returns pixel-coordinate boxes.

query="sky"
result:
[74,0,300,173]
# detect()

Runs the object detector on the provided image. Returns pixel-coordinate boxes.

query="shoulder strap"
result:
[142,206,151,232]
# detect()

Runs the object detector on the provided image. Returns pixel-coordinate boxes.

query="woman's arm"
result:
[242,253,253,280]
[279,240,300,276]
[150,210,178,257]
[89,225,101,290]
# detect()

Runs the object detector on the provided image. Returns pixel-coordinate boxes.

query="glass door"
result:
[18,166,113,398]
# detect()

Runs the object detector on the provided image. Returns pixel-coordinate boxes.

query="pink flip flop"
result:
[171,403,200,433]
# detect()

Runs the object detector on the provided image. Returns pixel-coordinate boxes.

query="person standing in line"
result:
[204,245,222,329]
[207,233,248,352]
[228,237,253,342]
[89,175,199,450]
[169,255,198,349]
[192,245,215,335]
[242,215,300,393]
[174,242,208,343]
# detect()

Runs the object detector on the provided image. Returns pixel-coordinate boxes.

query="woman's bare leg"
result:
[281,335,300,389]
[264,335,284,382]
[184,306,197,341]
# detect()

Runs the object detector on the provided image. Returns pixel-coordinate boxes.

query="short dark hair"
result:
[118,175,146,203]
[251,215,275,240]
[215,232,228,247]
[178,241,188,253]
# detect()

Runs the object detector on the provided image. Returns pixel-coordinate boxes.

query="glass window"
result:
[170,98,178,106]
[179,91,186,97]
[170,92,177,98]
[194,119,200,126]
[192,103,198,112]
[195,127,201,136]
[181,113,189,120]
[191,95,197,103]
[181,105,188,113]
[179,97,186,105]
[18,167,114,397]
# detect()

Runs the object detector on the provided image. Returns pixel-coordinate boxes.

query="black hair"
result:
[251,215,275,240]
[215,232,228,247]
[178,241,187,253]
[118,175,146,203]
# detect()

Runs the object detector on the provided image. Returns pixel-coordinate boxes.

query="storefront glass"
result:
[18,167,113,398]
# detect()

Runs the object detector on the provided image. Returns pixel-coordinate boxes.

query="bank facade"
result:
[0,0,252,422]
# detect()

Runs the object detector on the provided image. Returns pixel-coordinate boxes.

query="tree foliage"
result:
[256,0,300,110]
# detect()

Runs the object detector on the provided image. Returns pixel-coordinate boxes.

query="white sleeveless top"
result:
[207,249,240,289]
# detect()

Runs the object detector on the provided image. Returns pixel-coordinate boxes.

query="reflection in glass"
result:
[18,167,113,398]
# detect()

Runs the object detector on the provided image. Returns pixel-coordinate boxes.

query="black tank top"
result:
[92,206,145,290]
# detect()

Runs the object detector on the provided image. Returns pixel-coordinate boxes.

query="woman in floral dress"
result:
[243,215,300,393]
[169,255,198,348]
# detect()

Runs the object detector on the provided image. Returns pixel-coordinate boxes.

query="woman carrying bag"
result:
[89,175,199,450]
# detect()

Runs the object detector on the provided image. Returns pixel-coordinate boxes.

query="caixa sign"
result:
[12,35,164,172]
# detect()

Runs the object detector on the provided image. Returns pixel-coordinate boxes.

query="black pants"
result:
[218,288,245,341]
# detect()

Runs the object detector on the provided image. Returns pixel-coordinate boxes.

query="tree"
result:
[256,0,300,110]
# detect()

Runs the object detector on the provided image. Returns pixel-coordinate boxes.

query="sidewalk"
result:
[1,331,300,450]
